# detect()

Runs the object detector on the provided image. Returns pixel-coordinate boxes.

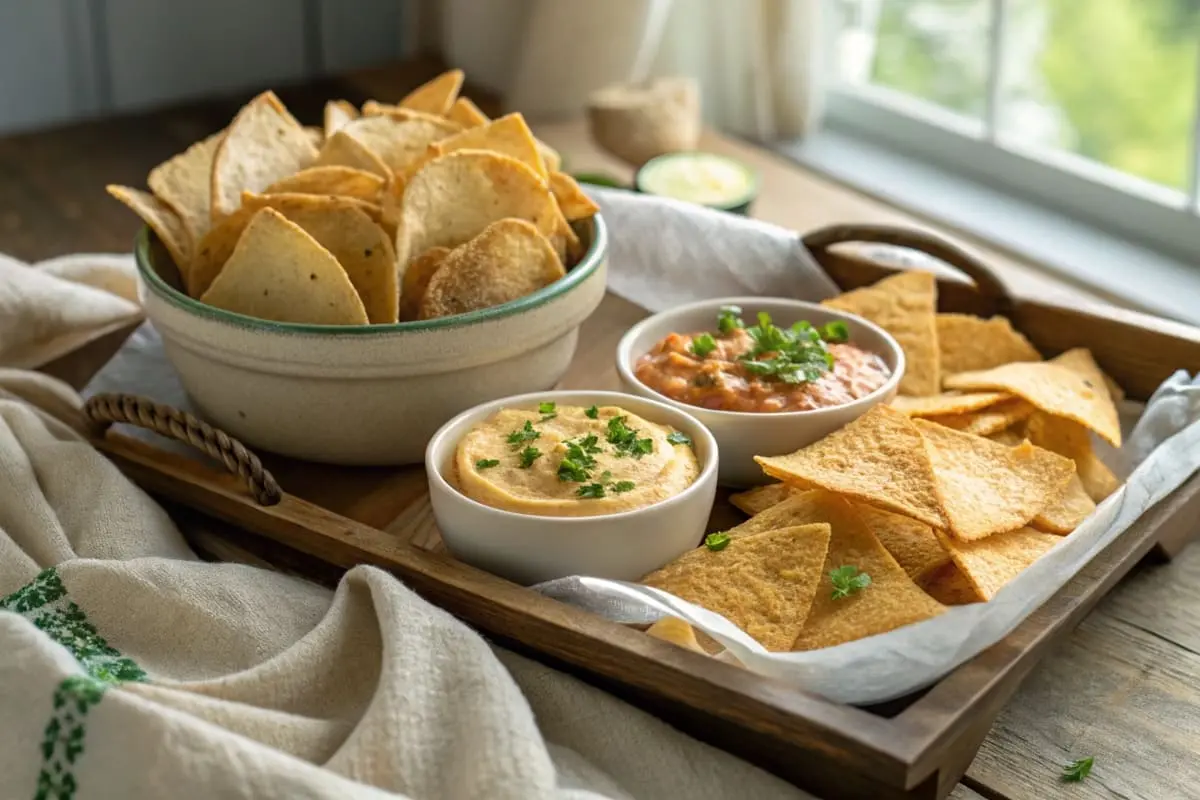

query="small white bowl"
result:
[616,297,904,487]
[425,390,719,585]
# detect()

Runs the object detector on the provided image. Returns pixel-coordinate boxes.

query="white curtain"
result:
[438,0,826,140]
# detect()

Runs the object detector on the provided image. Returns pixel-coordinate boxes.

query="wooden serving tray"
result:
[85,225,1200,800]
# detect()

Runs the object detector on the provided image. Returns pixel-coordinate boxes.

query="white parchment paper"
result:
[86,188,1200,705]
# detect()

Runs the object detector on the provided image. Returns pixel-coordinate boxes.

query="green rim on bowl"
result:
[635,152,759,215]
[135,214,608,335]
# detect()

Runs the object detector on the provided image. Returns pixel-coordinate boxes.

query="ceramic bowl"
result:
[426,390,719,584]
[615,297,905,487]
[136,216,608,465]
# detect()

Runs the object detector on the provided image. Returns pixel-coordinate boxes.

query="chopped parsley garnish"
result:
[557,458,591,482]
[584,405,600,419]
[506,420,540,449]
[606,415,653,459]
[518,446,542,468]
[1061,757,1094,783]
[611,480,636,494]
[537,401,557,421]
[704,532,731,551]
[717,305,744,335]
[707,308,851,385]
[818,320,850,343]
[666,431,692,446]
[691,333,717,358]
[557,434,603,482]
[829,565,871,599]
[475,458,500,469]
[576,483,606,498]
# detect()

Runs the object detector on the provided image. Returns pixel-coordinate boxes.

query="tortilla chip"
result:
[549,171,601,222]
[944,359,1121,447]
[429,112,548,179]
[987,427,1027,446]
[642,524,833,652]
[304,127,323,149]
[537,140,563,173]
[728,490,829,537]
[147,130,223,247]
[919,562,984,605]
[106,185,192,271]
[915,419,1075,541]
[823,271,940,396]
[1032,473,1095,534]
[315,131,392,181]
[264,166,385,203]
[363,102,465,128]
[891,391,1010,417]
[324,100,359,138]
[340,115,458,175]
[399,69,464,115]
[210,91,318,220]
[856,504,950,584]
[395,150,564,270]
[791,494,946,651]
[934,526,1061,600]
[729,483,796,516]
[755,405,948,528]
[418,219,565,319]
[447,96,489,127]
[936,313,1041,375]
[645,617,708,655]
[1052,347,1124,405]
[399,245,451,322]
[1025,412,1121,502]
[923,397,1036,437]
[200,208,368,325]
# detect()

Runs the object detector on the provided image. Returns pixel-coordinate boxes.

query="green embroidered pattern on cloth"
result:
[1,568,148,799]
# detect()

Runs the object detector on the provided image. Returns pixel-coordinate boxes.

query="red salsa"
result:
[634,308,890,413]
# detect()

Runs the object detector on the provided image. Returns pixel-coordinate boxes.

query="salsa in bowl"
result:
[616,298,904,486]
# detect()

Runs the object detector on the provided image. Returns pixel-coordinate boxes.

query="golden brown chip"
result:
[645,617,708,655]
[341,115,459,176]
[362,102,466,128]
[945,356,1121,447]
[315,131,392,181]
[395,150,565,270]
[429,112,548,179]
[728,490,828,537]
[398,245,451,322]
[210,91,318,220]
[1032,473,1095,534]
[399,69,465,115]
[936,313,1041,375]
[537,140,563,173]
[755,405,948,528]
[1025,412,1121,502]
[147,130,223,246]
[1052,347,1124,405]
[324,99,358,138]
[418,219,565,320]
[106,185,192,272]
[934,526,1061,600]
[915,419,1074,541]
[923,397,1036,437]
[642,524,833,652]
[549,171,601,222]
[199,208,368,325]
[891,391,1010,417]
[918,562,985,605]
[823,271,940,396]
[987,427,1027,446]
[856,504,950,585]
[264,166,385,203]
[729,483,797,516]
[447,96,489,127]
[791,494,945,651]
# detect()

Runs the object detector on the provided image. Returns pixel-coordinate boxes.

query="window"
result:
[828,0,1200,263]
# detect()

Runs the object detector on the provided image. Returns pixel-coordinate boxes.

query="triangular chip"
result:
[362,101,464,128]
[147,130,223,246]
[915,419,1074,541]
[536,140,563,173]
[922,397,1036,437]
[324,100,358,138]
[936,313,1041,375]
[418,219,565,320]
[823,271,940,396]
[315,131,392,181]
[934,526,1060,600]
[210,91,318,220]
[1032,472,1095,534]
[944,358,1121,446]
[199,208,368,325]
[642,524,832,652]
[340,115,458,175]
[1052,347,1124,405]
[264,166,385,203]
[987,427,1026,446]
[891,391,1010,417]
[755,405,948,528]
[791,494,945,651]
[728,490,835,537]
[1025,412,1121,502]
[919,562,984,605]
[106,185,192,271]
[645,617,707,655]
[399,69,464,115]
[394,150,565,271]
[729,483,796,516]
[429,112,548,179]
[399,245,451,322]
[447,96,489,127]
[549,171,601,222]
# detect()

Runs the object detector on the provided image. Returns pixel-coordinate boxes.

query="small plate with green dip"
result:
[634,152,759,215]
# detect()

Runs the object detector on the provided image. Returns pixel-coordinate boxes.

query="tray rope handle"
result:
[801,223,1015,314]
[83,393,283,507]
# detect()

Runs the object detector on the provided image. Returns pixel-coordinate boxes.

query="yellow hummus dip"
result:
[455,403,700,517]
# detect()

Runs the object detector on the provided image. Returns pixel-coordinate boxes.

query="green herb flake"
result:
[537,401,558,421]
[1061,757,1094,783]
[606,416,654,459]
[704,532,731,551]
[611,480,636,494]
[819,320,850,343]
[584,405,600,419]
[666,431,692,446]
[691,333,718,358]
[475,459,500,469]
[518,446,542,469]
[506,420,540,449]
[576,483,606,499]
[717,305,744,335]
[735,310,836,385]
[557,458,591,482]
[829,565,872,600]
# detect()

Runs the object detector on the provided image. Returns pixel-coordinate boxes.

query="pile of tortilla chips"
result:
[643,270,1125,654]
[107,69,599,326]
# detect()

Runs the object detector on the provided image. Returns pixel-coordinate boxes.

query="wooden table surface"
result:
[8,61,1200,800]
